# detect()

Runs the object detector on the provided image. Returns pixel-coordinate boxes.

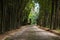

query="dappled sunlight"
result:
[28,1,40,25]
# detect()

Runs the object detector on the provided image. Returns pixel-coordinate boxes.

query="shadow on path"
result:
[5,25,60,40]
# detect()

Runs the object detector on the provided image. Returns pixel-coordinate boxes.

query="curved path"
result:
[5,25,60,40]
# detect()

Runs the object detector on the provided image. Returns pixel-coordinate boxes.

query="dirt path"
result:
[4,25,60,40]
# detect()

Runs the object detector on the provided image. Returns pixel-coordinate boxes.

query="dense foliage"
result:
[0,0,30,33]
[37,0,60,30]
[0,0,60,34]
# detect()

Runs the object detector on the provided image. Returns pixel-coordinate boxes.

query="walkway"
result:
[4,25,60,40]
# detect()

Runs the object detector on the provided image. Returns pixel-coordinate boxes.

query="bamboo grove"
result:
[37,0,60,30]
[0,0,31,33]
[0,0,60,34]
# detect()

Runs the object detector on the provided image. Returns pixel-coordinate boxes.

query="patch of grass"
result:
[5,38,10,40]
[56,29,60,33]
[5,37,12,40]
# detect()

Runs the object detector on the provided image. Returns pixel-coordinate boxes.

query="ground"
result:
[4,25,60,40]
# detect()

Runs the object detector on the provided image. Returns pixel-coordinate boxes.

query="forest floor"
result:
[3,25,60,40]
[39,26,60,35]
[0,25,27,40]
